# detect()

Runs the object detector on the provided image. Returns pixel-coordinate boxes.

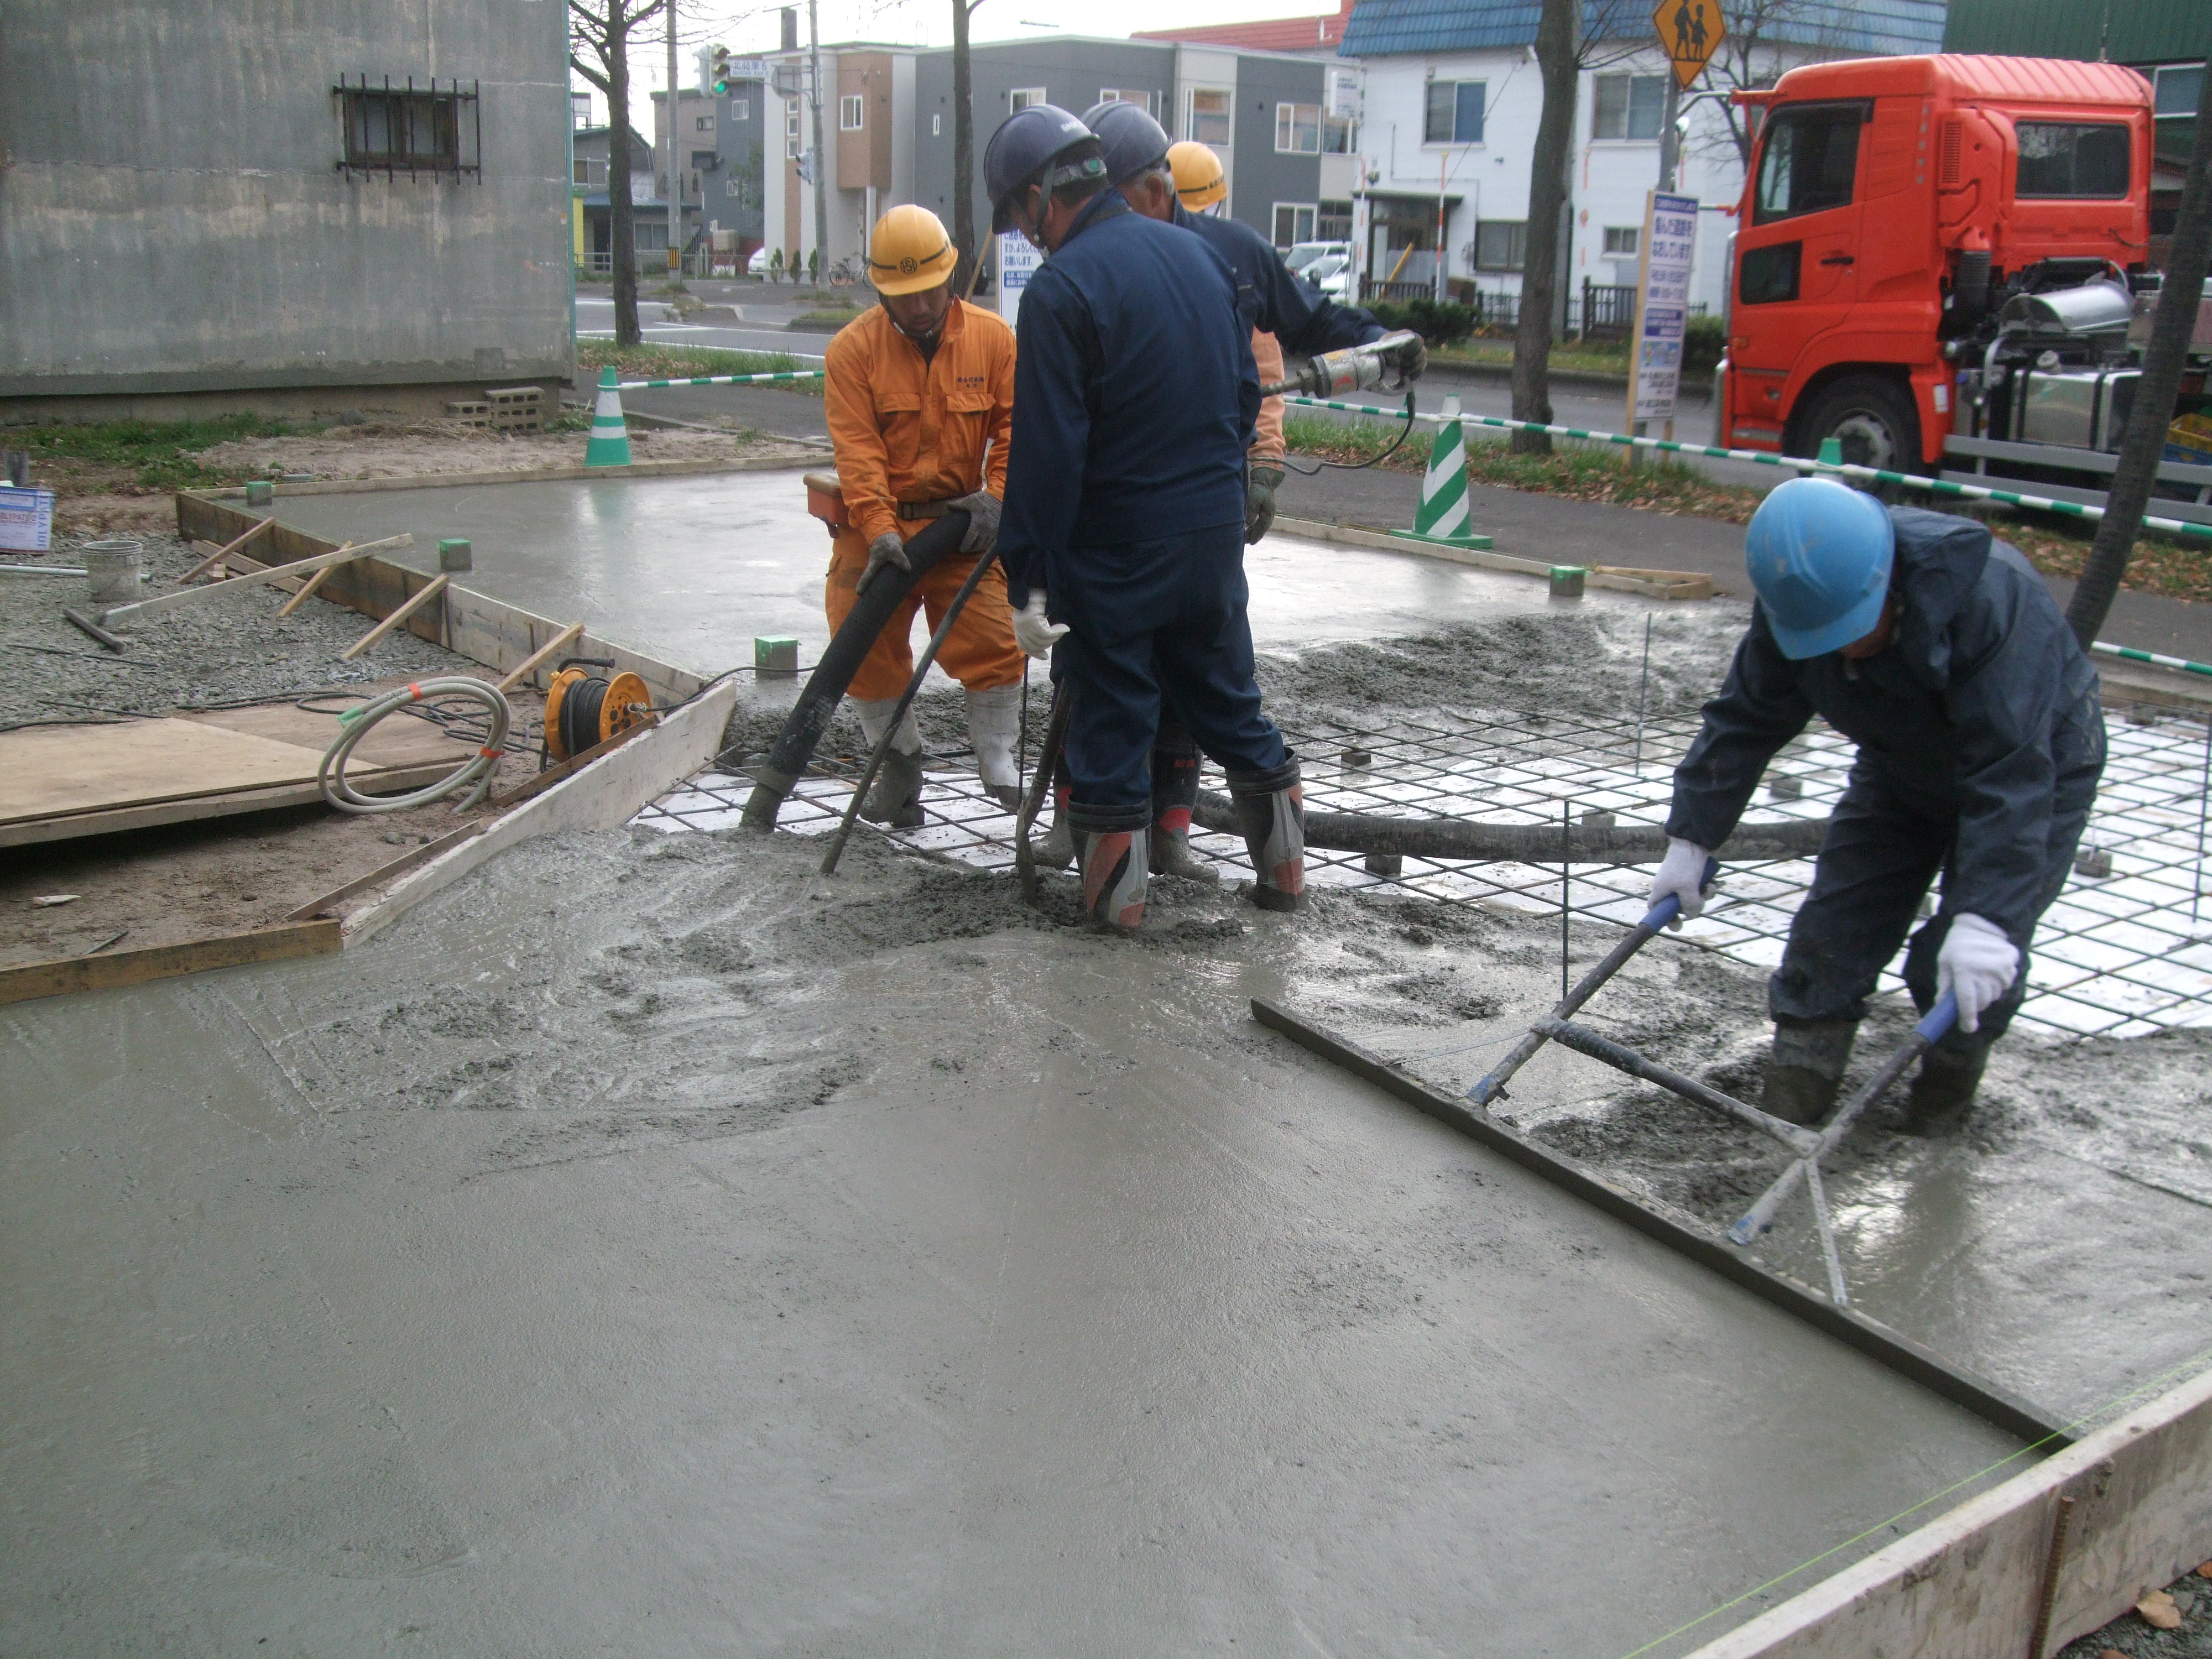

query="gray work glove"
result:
[1391,332,1428,383]
[948,489,1001,554]
[1245,465,1284,546]
[857,530,909,594]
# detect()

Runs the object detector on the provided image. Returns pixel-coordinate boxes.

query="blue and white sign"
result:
[1629,190,1698,426]
[0,485,54,553]
[997,231,1044,331]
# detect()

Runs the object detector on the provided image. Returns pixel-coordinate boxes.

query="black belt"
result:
[897,498,958,521]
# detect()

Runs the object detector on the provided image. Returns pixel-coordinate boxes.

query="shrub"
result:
[1366,298,1475,347]
[1684,313,1726,378]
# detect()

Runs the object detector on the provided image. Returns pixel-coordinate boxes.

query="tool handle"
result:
[1637,856,1717,931]
[1916,990,1959,1044]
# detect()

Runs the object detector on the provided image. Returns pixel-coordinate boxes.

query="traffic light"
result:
[711,45,733,95]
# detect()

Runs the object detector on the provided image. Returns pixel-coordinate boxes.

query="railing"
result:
[1578,280,1640,341]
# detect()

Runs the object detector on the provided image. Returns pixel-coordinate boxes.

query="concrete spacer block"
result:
[439,538,474,573]
[755,636,799,677]
[1548,566,1587,601]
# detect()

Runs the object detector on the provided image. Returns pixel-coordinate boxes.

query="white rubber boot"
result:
[852,697,925,828]
[966,683,1023,810]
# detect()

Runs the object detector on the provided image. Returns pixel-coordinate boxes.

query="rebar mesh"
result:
[634,697,2212,1041]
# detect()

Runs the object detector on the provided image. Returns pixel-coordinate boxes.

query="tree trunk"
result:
[952,0,977,292]
[2065,60,2212,648]
[1511,0,1579,456]
[606,5,642,346]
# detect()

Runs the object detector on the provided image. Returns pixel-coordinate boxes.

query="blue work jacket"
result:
[1667,506,2103,937]
[1173,201,1383,357]
[999,191,1258,609]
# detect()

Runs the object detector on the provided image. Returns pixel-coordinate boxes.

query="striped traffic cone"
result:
[584,366,633,468]
[1394,408,1491,549]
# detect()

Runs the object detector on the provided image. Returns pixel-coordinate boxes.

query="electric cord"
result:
[1279,389,1420,477]
[319,676,512,815]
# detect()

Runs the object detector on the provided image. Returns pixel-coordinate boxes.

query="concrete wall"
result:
[0,0,572,416]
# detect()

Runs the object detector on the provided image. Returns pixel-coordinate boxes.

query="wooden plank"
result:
[0,761,459,850]
[340,570,448,659]
[0,719,346,825]
[486,713,658,811]
[0,920,341,1006]
[178,515,273,582]
[494,621,586,694]
[1271,515,1715,600]
[1686,1365,2212,1659]
[100,535,405,625]
[275,559,339,617]
[284,821,489,921]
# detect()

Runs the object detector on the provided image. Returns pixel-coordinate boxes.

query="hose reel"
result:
[544,658,652,763]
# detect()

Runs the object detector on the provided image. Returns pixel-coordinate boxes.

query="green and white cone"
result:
[585,366,633,468]
[1396,398,1490,549]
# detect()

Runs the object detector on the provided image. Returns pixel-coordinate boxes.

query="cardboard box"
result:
[0,486,54,552]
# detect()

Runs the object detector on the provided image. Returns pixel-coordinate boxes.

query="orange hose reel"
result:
[544,663,651,763]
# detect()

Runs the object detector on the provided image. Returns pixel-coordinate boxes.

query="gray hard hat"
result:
[984,103,1104,234]
[1079,100,1172,185]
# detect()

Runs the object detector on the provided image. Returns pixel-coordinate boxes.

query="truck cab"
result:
[1721,55,2159,486]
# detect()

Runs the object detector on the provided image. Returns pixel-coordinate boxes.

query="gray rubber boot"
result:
[1900,1040,1989,1136]
[1761,1018,1859,1127]
[1228,755,1306,914]
[852,697,926,828]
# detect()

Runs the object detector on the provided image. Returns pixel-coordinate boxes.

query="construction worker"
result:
[822,203,1024,825]
[1651,478,2106,1133]
[984,103,1303,934]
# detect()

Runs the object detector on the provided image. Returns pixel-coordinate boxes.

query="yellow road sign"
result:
[1652,0,1724,88]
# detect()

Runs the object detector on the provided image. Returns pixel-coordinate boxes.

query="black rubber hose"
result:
[1192,789,1829,864]
[740,510,972,830]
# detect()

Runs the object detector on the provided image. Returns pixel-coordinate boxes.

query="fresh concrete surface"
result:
[1,830,2025,1656]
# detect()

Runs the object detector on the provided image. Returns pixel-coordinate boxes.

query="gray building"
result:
[698,80,768,265]
[0,0,573,421]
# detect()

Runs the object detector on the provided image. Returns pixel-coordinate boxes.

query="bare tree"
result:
[951,0,986,292]
[1697,0,1844,170]
[572,0,672,346]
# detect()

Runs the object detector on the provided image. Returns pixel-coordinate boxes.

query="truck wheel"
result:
[1794,377,1922,479]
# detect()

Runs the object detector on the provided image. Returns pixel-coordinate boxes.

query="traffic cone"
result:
[585,366,633,468]
[1393,406,1491,550]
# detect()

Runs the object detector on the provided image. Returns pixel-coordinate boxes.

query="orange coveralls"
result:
[823,299,1024,703]
[1250,328,1286,467]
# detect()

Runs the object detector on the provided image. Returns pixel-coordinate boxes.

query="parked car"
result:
[1284,240,1350,278]
[1302,253,1355,304]
[747,246,771,277]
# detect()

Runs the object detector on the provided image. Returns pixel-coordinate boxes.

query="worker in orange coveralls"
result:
[823,204,1025,826]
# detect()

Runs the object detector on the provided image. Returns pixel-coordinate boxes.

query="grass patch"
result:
[0,413,326,496]
[575,339,823,396]
[1430,341,1632,376]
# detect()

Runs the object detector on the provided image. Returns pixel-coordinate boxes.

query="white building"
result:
[1335,0,1948,325]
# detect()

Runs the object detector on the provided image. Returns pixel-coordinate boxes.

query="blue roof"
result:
[1338,0,1947,60]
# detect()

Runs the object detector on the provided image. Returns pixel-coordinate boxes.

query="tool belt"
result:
[804,471,961,533]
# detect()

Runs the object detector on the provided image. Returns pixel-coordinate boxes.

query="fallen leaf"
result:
[2100,1649,2131,1659]
[2138,1590,2182,1630]
[2199,1560,2212,1578]
[31,894,80,907]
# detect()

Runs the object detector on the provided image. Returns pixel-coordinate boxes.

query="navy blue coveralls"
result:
[1172,200,1385,354]
[1667,507,2106,1047]
[998,191,1288,815]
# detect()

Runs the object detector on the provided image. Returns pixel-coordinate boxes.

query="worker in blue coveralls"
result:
[985,103,1305,936]
[1649,477,2105,1133]
[1011,100,1428,890]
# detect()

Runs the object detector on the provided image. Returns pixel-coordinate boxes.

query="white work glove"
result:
[857,530,909,594]
[1012,593,1068,660]
[1937,913,2018,1035]
[1648,837,1712,930]
[948,489,1001,554]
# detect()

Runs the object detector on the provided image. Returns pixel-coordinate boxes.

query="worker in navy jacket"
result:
[984,103,1303,935]
[1651,478,2105,1132]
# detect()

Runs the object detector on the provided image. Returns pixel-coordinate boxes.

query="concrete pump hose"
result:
[740,509,972,831]
[1191,789,1829,865]
[319,676,512,815]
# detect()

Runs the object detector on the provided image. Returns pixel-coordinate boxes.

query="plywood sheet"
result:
[187,700,466,771]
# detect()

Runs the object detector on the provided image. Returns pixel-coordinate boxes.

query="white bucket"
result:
[83,538,143,605]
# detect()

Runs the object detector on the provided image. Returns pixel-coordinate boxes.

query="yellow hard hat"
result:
[1167,141,1225,210]
[867,204,957,296]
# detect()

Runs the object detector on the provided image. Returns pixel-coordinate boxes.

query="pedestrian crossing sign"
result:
[1652,0,1723,88]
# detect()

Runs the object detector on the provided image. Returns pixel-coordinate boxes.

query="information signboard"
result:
[997,232,1044,331]
[1626,190,1698,430]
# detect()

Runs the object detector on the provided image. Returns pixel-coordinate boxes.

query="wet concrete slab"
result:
[0,832,2027,1656]
[269,471,1653,679]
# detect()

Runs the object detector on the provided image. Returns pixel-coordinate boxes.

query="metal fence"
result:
[1355,278,1700,341]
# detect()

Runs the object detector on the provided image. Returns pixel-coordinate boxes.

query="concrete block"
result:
[438,538,473,573]
[755,636,799,678]
[1549,566,1587,601]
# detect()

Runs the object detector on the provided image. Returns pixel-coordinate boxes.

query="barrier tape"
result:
[613,369,827,390]
[2092,640,2212,679]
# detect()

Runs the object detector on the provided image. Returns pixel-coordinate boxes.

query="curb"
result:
[1420,357,1713,401]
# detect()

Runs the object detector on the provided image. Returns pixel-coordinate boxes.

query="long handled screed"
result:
[1013,683,1070,909]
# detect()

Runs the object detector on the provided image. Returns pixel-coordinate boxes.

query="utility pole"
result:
[808,0,828,291]
[664,0,682,276]
[1657,74,1681,192]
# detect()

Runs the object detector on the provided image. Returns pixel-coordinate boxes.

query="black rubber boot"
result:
[1900,1039,1989,1136]
[860,745,925,828]
[1150,738,1218,883]
[1031,748,1074,870]
[1070,800,1150,935]
[1228,754,1306,914]
[1761,1018,1858,1127]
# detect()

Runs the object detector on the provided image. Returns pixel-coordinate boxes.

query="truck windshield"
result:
[1753,104,1864,226]
[2016,122,2131,199]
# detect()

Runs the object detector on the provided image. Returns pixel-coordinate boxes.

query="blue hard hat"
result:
[1080,100,1171,185]
[984,103,1102,234]
[1745,477,1896,659]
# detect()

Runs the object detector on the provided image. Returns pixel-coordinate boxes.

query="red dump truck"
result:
[1719,54,2212,524]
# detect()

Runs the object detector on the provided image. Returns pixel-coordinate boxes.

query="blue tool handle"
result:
[1637,857,1719,933]
[1916,990,1959,1043]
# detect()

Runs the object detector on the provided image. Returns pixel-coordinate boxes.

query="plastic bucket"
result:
[84,538,143,605]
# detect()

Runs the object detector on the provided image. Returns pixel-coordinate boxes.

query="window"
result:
[1185,86,1232,146]
[2155,64,2204,118]
[1473,219,1526,271]
[1739,241,1801,305]
[572,158,607,186]
[2016,122,2130,199]
[335,76,478,178]
[732,99,749,121]
[1276,103,1321,154]
[1325,70,1357,152]
[932,112,941,136]
[1317,199,1353,241]
[727,178,743,197]
[1424,80,1484,144]
[1603,225,1639,256]
[1272,203,1317,247]
[696,114,714,131]
[1097,89,1151,114]
[1592,73,1666,142]
[1753,102,1863,223]
[839,94,863,131]
[1009,87,1047,112]
[786,98,801,159]
[571,91,593,129]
